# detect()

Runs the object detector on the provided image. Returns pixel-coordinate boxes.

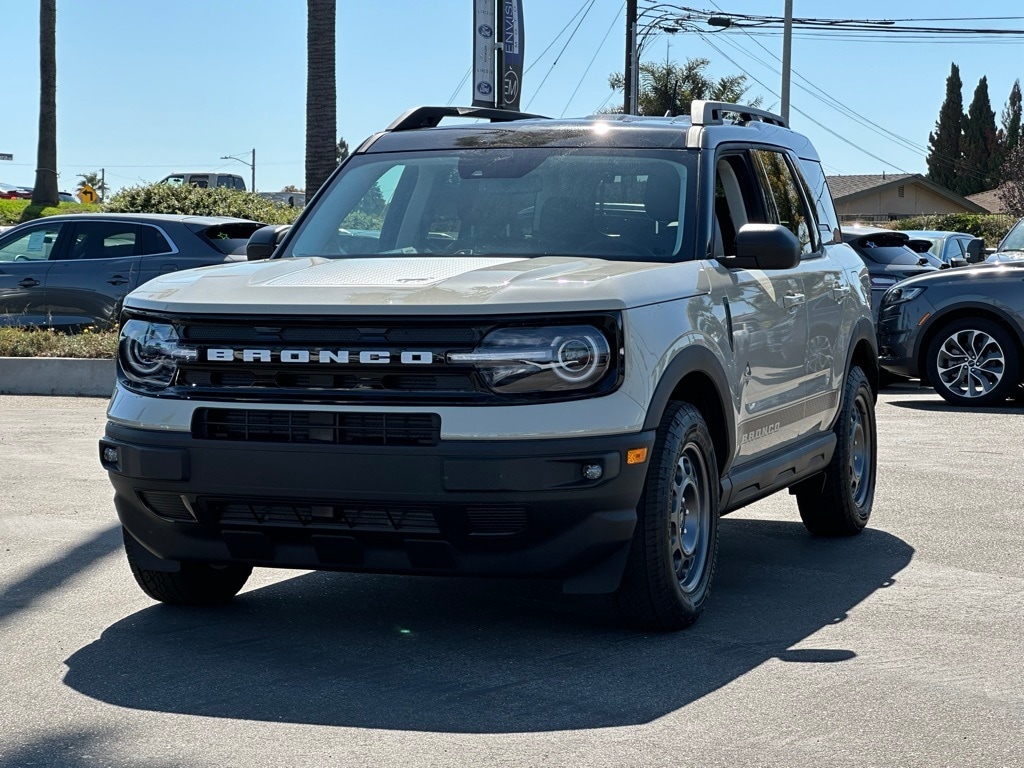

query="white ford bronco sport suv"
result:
[100,102,878,630]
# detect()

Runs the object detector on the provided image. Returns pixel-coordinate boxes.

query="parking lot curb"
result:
[0,357,114,397]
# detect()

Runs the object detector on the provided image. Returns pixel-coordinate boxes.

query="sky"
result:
[1,1,1022,195]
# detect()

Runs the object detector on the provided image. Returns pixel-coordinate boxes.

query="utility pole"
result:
[100,168,105,202]
[781,0,793,124]
[250,148,256,192]
[624,0,637,114]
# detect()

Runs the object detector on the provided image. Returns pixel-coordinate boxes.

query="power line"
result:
[525,0,598,110]
[561,2,625,117]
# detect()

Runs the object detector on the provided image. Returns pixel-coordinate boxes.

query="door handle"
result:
[107,275,130,286]
[18,278,41,288]
[831,285,851,299]
[784,292,805,308]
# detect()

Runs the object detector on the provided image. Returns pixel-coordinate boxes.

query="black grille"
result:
[202,497,528,536]
[192,409,441,446]
[211,499,441,533]
[127,313,622,404]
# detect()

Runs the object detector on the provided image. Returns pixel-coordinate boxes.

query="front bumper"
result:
[877,296,935,379]
[100,423,656,594]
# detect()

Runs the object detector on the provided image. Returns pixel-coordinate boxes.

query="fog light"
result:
[102,446,119,464]
[582,463,603,481]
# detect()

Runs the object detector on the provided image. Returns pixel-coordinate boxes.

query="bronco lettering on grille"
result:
[205,349,435,364]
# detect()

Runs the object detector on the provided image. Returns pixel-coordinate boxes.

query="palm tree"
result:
[76,171,108,200]
[609,58,761,117]
[305,0,337,197]
[31,0,59,206]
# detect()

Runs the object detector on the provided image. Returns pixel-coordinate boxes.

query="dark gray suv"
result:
[0,213,264,329]
[878,262,1024,405]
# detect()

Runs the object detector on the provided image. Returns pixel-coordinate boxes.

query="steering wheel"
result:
[14,254,32,262]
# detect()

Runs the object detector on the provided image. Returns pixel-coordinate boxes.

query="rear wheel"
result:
[616,403,720,631]
[122,528,251,605]
[795,365,876,536]
[926,318,1019,406]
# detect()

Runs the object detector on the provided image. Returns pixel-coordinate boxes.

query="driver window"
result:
[0,224,64,262]
[750,149,817,255]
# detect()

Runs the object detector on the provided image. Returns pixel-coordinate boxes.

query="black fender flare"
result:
[642,345,736,471]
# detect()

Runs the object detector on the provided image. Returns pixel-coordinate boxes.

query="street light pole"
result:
[220,149,256,192]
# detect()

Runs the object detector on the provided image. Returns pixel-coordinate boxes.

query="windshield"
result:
[999,218,1024,252]
[288,148,695,262]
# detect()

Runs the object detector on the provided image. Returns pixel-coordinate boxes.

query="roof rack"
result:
[386,106,549,132]
[691,100,787,129]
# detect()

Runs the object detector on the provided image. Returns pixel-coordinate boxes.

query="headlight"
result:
[869,276,899,289]
[882,285,926,305]
[119,319,197,389]
[448,325,614,394]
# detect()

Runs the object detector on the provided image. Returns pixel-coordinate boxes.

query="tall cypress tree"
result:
[1001,79,1022,156]
[926,63,963,191]
[960,76,998,195]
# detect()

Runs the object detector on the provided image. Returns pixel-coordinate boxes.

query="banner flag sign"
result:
[472,0,497,108]
[498,0,525,111]
[472,0,525,110]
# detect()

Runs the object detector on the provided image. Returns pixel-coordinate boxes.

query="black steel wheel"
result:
[616,402,720,631]
[926,318,1019,406]
[795,365,876,536]
[122,528,252,605]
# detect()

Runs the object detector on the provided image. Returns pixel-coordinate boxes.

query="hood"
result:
[124,255,711,315]
[888,259,1024,289]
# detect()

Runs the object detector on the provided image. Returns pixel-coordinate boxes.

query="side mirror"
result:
[246,224,291,261]
[965,238,985,263]
[949,256,968,268]
[722,224,801,270]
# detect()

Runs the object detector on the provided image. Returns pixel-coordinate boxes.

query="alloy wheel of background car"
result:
[926,318,1020,406]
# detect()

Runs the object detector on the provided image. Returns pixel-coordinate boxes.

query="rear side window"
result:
[189,175,210,188]
[69,222,142,259]
[751,149,816,255]
[141,226,173,255]
[196,222,265,255]
[852,234,921,265]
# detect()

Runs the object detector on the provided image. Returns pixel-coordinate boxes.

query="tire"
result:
[615,403,720,631]
[925,318,1019,406]
[122,527,252,605]
[795,365,876,536]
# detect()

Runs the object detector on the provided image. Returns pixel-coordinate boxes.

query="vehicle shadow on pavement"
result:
[63,519,912,733]
[886,399,1024,414]
[0,525,121,628]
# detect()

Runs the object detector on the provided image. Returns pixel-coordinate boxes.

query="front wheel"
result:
[926,318,1019,406]
[795,365,876,536]
[616,403,720,631]
[122,528,252,605]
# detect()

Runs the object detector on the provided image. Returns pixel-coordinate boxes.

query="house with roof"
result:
[826,173,986,220]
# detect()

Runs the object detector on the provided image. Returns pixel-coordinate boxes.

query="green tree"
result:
[997,143,1024,216]
[76,171,108,200]
[999,79,1022,161]
[305,0,337,197]
[960,76,998,195]
[336,136,349,164]
[608,58,760,117]
[31,0,59,207]
[926,63,963,192]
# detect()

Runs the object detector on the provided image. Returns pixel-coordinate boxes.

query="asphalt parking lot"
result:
[1,386,1022,767]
